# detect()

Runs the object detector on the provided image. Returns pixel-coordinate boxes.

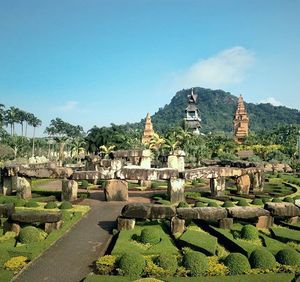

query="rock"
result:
[3,221,21,236]
[62,179,78,201]
[11,211,62,223]
[219,218,233,229]
[16,177,31,199]
[119,167,178,181]
[256,215,273,228]
[104,180,128,201]
[227,207,270,219]
[168,178,185,204]
[121,203,151,219]
[177,207,227,221]
[168,155,179,170]
[264,202,300,217]
[0,204,15,218]
[236,175,251,194]
[149,205,176,219]
[44,220,63,233]
[295,199,300,208]
[288,216,299,225]
[117,217,135,231]
[171,216,185,235]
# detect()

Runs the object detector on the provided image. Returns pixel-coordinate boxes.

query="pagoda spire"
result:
[142,113,155,144]
[185,88,201,134]
[233,95,249,143]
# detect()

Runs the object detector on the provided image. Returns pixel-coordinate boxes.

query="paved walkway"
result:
[13,191,125,282]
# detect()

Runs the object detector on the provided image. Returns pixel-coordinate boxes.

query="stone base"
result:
[171,216,185,235]
[16,177,32,199]
[62,179,78,201]
[256,215,273,229]
[104,180,128,201]
[219,218,233,229]
[117,217,135,231]
[45,220,63,234]
[168,178,185,204]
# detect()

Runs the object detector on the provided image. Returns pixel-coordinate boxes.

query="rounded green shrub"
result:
[191,179,198,186]
[140,228,160,244]
[207,202,219,207]
[272,198,282,203]
[251,198,264,205]
[237,199,249,206]
[80,180,89,189]
[18,226,47,244]
[156,254,177,276]
[222,201,235,208]
[24,200,39,208]
[15,199,26,207]
[224,253,250,275]
[177,202,189,208]
[151,182,159,189]
[276,249,300,266]
[184,251,208,277]
[44,202,58,209]
[194,201,206,208]
[249,249,276,269]
[241,225,259,240]
[60,201,73,210]
[262,197,272,204]
[283,197,294,203]
[119,252,145,277]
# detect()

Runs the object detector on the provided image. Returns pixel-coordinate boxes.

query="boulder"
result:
[288,216,299,225]
[16,177,31,199]
[3,221,21,236]
[171,216,185,235]
[226,207,270,219]
[264,202,300,217]
[168,178,185,204]
[62,179,78,201]
[256,215,273,229]
[0,204,15,218]
[149,205,176,219]
[117,217,135,231]
[10,211,62,223]
[219,218,233,229]
[177,207,227,221]
[45,220,63,233]
[104,180,128,201]
[121,203,151,219]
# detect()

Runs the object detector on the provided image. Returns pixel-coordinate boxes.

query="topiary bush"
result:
[251,198,264,205]
[15,199,26,207]
[156,254,177,276]
[194,201,206,208]
[60,201,73,210]
[207,202,219,207]
[272,198,282,203]
[177,202,189,208]
[80,180,89,189]
[249,248,276,269]
[44,202,58,209]
[240,225,259,240]
[18,226,47,244]
[276,248,300,266]
[119,252,145,277]
[262,197,272,204]
[140,227,161,244]
[222,201,235,208]
[184,250,208,277]
[224,253,250,275]
[191,179,198,186]
[151,182,159,189]
[283,197,294,203]
[24,200,39,208]
[237,199,249,206]
[96,255,116,275]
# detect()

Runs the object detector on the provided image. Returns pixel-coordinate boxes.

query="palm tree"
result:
[70,137,86,162]
[31,117,42,157]
[0,104,5,127]
[18,110,27,137]
[5,106,20,135]
[99,145,115,159]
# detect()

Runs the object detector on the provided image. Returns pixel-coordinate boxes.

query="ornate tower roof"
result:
[233,95,249,143]
[185,88,201,134]
[142,113,155,144]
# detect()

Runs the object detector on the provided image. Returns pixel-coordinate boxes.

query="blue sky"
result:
[0,0,299,136]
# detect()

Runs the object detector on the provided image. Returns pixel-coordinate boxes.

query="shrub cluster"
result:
[276,249,300,266]
[207,202,219,207]
[80,180,89,189]
[262,197,272,204]
[44,202,58,209]
[15,199,26,207]
[4,256,28,271]
[140,228,161,244]
[251,198,264,205]
[222,201,235,208]
[18,226,47,244]
[96,255,116,275]
[240,225,259,241]
[283,197,294,203]
[194,201,206,208]
[156,254,177,276]
[184,250,208,277]
[272,198,282,203]
[177,202,189,208]
[224,253,250,274]
[60,201,73,210]
[249,249,276,269]
[118,252,145,277]
[24,200,39,208]
[237,199,249,206]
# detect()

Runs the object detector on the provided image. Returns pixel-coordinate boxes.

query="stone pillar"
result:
[138,180,152,188]
[258,171,264,190]
[256,215,273,229]
[176,150,186,172]
[219,218,233,229]
[45,220,63,234]
[168,178,185,204]
[140,149,152,169]
[209,178,217,196]
[16,177,32,199]
[3,221,21,236]
[236,175,251,194]
[117,216,135,231]
[250,173,260,192]
[167,155,178,170]
[62,179,78,201]
[171,216,185,235]
[104,180,128,201]
[1,176,17,196]
[216,176,226,196]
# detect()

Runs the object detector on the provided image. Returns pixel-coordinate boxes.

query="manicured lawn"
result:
[271,227,300,243]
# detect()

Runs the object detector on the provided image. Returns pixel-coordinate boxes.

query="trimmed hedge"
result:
[237,199,249,207]
[207,202,219,207]
[270,227,300,243]
[177,202,189,208]
[222,201,235,208]
[140,228,161,244]
[194,202,206,208]
[224,253,250,274]
[18,226,47,244]
[283,197,294,203]
[15,199,26,207]
[251,199,264,205]
[60,201,73,210]
[241,225,259,241]
[156,254,177,276]
[44,202,58,209]
[249,248,276,269]
[81,180,89,189]
[275,248,300,266]
[119,252,145,277]
[271,198,282,203]
[184,250,208,277]
[24,200,39,208]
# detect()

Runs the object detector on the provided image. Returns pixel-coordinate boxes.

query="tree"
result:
[31,117,42,157]
[5,106,20,135]
[99,145,115,159]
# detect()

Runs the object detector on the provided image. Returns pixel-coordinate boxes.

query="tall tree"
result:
[31,116,42,157]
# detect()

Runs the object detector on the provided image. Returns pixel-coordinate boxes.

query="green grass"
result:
[270,227,300,243]
[259,233,291,255]
[111,223,178,256]
[179,226,218,255]
[84,275,131,282]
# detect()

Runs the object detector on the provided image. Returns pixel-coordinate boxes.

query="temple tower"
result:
[233,95,249,143]
[142,113,155,144]
[185,88,201,134]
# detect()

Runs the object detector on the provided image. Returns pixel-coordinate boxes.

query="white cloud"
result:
[56,101,78,111]
[260,97,282,106]
[176,46,255,89]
